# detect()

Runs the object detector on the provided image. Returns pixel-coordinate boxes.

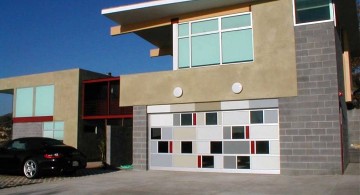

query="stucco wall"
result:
[119,0,297,106]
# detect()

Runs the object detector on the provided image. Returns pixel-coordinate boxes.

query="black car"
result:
[0,137,87,179]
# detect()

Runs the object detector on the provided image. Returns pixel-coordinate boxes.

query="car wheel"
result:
[23,159,39,179]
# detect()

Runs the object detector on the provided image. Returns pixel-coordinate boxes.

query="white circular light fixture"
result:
[232,82,243,94]
[173,87,183,98]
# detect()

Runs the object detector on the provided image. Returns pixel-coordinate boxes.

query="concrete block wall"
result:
[132,106,148,170]
[347,109,360,162]
[279,22,343,175]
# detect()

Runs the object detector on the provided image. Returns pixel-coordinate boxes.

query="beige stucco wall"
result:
[119,0,297,106]
[0,69,106,148]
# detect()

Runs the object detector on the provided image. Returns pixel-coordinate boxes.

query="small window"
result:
[232,126,245,139]
[151,128,161,140]
[202,156,214,168]
[256,141,269,154]
[237,156,250,169]
[250,111,263,124]
[181,141,192,153]
[181,113,193,126]
[206,112,218,125]
[43,121,64,141]
[158,141,169,153]
[211,141,222,154]
[295,0,333,24]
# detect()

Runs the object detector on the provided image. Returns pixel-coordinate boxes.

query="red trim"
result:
[339,107,344,174]
[107,81,110,116]
[246,126,250,139]
[13,116,53,123]
[193,113,197,126]
[82,76,120,84]
[198,156,202,168]
[170,141,173,153]
[82,114,133,120]
[251,141,255,154]
[82,82,85,119]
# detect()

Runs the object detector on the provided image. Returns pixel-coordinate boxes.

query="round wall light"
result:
[232,82,243,94]
[173,87,183,98]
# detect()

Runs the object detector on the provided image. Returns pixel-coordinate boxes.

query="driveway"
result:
[1,170,359,195]
[0,167,118,189]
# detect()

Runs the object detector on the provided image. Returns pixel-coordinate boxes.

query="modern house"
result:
[0,69,133,164]
[102,0,360,175]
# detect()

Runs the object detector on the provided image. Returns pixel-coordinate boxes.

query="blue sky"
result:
[0,0,172,115]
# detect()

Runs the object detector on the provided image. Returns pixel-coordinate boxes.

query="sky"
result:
[0,0,172,115]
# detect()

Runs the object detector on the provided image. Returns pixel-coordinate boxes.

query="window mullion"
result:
[189,22,192,68]
[219,17,223,65]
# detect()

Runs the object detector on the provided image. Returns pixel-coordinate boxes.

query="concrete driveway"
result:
[1,169,359,195]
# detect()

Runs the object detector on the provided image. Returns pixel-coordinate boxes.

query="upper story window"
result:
[176,13,253,69]
[15,85,54,117]
[294,0,334,25]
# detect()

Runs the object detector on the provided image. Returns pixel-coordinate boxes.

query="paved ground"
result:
[0,162,117,189]
[0,167,118,189]
[1,166,359,195]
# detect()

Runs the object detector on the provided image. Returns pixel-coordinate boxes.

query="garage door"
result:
[148,105,280,174]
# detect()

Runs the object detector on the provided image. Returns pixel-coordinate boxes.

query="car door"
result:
[0,140,27,171]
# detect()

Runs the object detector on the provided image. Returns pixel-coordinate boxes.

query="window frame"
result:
[293,0,335,26]
[175,12,254,70]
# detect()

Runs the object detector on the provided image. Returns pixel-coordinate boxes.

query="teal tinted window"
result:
[222,29,253,63]
[178,23,189,37]
[35,85,54,116]
[43,131,53,138]
[191,19,218,34]
[54,122,64,131]
[43,122,53,130]
[15,88,33,117]
[295,0,333,24]
[191,34,220,66]
[43,121,64,141]
[222,14,251,29]
[178,38,190,68]
[54,131,64,141]
[177,13,253,69]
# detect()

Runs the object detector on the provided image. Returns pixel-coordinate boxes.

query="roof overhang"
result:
[334,0,360,57]
[102,0,258,26]
[102,0,259,56]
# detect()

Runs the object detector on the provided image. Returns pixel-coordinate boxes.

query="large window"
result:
[15,85,54,117]
[43,121,64,141]
[294,0,334,24]
[177,13,253,69]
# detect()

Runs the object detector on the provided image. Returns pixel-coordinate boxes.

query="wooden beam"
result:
[110,18,172,36]
[150,48,172,57]
[179,5,250,23]
[343,32,352,102]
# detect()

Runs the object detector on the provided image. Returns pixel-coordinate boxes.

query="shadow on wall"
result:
[80,120,106,162]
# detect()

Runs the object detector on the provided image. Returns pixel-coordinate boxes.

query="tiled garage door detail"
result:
[149,107,280,174]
